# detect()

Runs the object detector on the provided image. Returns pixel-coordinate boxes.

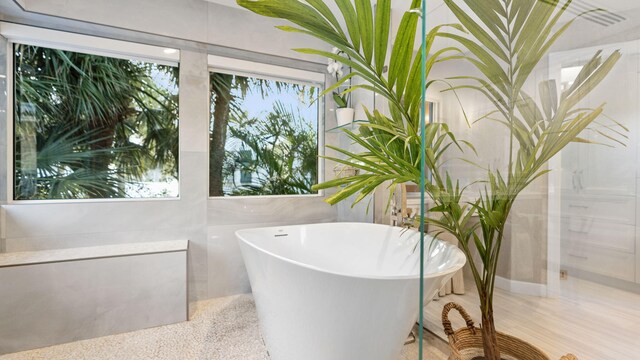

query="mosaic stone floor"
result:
[2,294,450,360]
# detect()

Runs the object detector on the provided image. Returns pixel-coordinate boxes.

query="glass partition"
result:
[421,1,640,359]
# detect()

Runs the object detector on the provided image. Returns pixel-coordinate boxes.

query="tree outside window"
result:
[209,72,320,197]
[14,44,179,200]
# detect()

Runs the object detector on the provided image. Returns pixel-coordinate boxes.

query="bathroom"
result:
[0,1,639,359]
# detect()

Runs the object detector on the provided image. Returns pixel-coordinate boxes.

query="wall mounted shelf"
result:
[326,119,369,133]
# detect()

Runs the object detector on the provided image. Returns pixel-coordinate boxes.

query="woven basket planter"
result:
[442,302,578,360]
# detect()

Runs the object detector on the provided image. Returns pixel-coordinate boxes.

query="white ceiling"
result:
[204,0,241,8]
[203,0,640,53]
[203,0,444,14]
[203,0,640,14]
[593,0,640,12]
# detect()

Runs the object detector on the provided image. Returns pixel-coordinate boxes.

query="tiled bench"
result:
[0,240,188,354]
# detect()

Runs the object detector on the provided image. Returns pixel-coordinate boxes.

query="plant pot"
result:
[336,107,355,126]
[442,303,578,360]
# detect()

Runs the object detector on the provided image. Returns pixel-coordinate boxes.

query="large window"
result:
[13,43,179,200]
[209,68,321,197]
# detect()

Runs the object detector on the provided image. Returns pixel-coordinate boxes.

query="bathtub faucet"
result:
[390,203,417,228]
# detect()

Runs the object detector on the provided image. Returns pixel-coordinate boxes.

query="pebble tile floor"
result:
[1,294,450,360]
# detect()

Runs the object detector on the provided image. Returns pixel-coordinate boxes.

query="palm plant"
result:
[209,73,315,196]
[15,44,179,199]
[237,0,462,200]
[238,0,623,358]
[428,1,622,357]
[210,72,236,196]
[15,124,128,199]
[224,101,318,195]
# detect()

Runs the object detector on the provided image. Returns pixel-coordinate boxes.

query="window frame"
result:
[3,23,182,204]
[207,55,326,199]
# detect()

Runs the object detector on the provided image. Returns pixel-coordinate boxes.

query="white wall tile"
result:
[205,4,328,63]
[179,50,210,153]
[15,0,329,62]
[206,219,335,298]
[0,35,7,205]
[21,0,210,43]
[207,196,337,227]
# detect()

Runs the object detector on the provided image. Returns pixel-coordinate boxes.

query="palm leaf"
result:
[373,0,391,75]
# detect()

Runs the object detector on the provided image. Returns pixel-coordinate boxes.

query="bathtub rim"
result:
[236,222,466,281]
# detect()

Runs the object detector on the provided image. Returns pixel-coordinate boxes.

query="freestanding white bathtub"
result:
[236,222,466,360]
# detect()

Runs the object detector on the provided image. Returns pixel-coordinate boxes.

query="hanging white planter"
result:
[336,107,355,127]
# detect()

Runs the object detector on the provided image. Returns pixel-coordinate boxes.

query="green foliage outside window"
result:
[14,44,179,200]
[209,72,319,197]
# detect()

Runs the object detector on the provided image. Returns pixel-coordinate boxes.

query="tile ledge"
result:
[0,240,189,268]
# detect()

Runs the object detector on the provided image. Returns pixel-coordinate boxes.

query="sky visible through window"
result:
[238,85,319,133]
[210,72,320,197]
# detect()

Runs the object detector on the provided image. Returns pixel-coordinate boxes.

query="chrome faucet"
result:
[390,201,417,228]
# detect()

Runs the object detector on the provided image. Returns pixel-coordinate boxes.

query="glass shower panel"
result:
[551,41,640,288]
[423,1,640,359]
[546,3,640,357]
[461,5,640,304]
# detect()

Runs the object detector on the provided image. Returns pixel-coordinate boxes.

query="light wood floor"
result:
[424,277,640,360]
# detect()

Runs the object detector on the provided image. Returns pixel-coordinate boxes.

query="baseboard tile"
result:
[495,276,547,297]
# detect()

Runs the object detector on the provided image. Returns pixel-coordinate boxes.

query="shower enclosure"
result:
[548,39,640,292]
